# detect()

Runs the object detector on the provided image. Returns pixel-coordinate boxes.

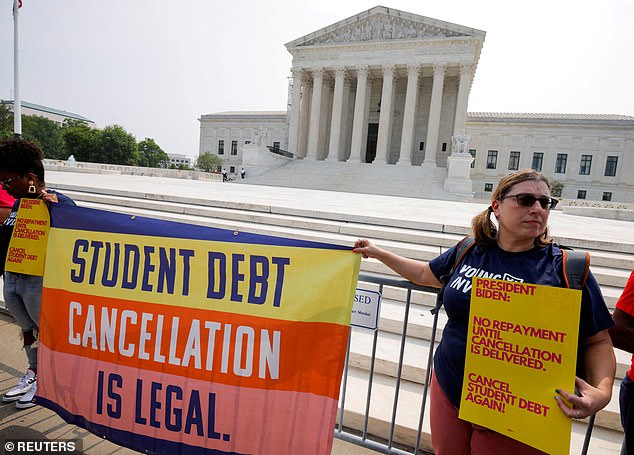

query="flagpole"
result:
[13,0,22,138]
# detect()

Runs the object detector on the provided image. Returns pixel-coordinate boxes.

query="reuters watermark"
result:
[3,439,82,454]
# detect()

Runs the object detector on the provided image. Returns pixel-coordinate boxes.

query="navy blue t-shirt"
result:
[429,241,614,408]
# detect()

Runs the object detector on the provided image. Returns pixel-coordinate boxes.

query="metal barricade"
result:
[334,272,597,455]
[335,271,439,454]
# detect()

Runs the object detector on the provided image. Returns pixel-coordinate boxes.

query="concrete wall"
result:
[44,159,222,182]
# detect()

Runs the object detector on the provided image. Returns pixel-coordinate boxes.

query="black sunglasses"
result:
[502,193,558,210]
[0,175,19,188]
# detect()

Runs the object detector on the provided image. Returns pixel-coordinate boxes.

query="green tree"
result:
[61,119,98,162]
[551,180,564,198]
[96,125,139,165]
[196,152,223,172]
[22,115,66,159]
[0,103,66,158]
[138,138,169,168]
[0,102,12,139]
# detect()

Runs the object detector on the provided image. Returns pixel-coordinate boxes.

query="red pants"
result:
[429,372,547,455]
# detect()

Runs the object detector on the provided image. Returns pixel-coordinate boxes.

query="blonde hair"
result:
[471,169,553,247]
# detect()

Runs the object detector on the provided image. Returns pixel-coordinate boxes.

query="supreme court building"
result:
[199,6,634,202]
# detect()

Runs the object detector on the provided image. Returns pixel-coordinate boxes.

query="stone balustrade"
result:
[43,159,221,182]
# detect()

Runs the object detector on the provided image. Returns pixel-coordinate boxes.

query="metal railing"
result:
[266,145,294,158]
[335,272,439,454]
[334,272,596,455]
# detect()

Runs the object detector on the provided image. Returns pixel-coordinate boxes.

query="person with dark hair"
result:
[353,169,615,454]
[0,138,75,409]
[609,271,634,454]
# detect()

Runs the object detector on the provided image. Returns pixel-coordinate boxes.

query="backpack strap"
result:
[561,249,590,290]
[452,236,475,275]
[432,236,476,315]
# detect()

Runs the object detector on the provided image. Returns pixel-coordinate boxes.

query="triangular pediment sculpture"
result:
[286,5,484,48]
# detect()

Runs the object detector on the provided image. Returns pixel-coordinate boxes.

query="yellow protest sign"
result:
[459,277,581,455]
[4,198,50,276]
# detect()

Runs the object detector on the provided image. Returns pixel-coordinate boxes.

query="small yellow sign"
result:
[459,277,582,455]
[4,199,50,276]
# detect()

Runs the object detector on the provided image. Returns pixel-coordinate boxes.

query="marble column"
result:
[423,63,446,167]
[397,64,420,166]
[298,75,312,158]
[306,68,324,160]
[375,65,396,164]
[340,78,353,161]
[453,63,474,137]
[287,68,302,156]
[320,77,334,160]
[349,66,369,163]
[326,67,346,161]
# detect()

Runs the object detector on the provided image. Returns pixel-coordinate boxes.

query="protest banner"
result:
[4,198,49,276]
[459,277,582,455]
[36,204,360,455]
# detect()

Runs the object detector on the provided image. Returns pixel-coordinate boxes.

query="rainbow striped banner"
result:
[37,205,360,455]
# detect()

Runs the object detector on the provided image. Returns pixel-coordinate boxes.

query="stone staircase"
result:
[235,159,455,200]
[28,183,634,454]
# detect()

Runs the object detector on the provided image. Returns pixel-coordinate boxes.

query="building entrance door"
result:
[365,123,378,163]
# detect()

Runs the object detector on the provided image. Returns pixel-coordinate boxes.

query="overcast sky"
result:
[1,0,632,159]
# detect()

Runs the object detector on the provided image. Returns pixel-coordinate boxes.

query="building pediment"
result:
[285,6,485,49]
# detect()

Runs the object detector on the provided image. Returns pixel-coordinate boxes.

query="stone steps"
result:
[235,159,451,200]
[56,184,634,254]
[62,189,634,281]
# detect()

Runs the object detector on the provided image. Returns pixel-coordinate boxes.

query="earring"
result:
[28,181,36,194]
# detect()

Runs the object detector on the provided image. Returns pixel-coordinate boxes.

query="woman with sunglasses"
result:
[353,169,615,454]
[0,138,76,409]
